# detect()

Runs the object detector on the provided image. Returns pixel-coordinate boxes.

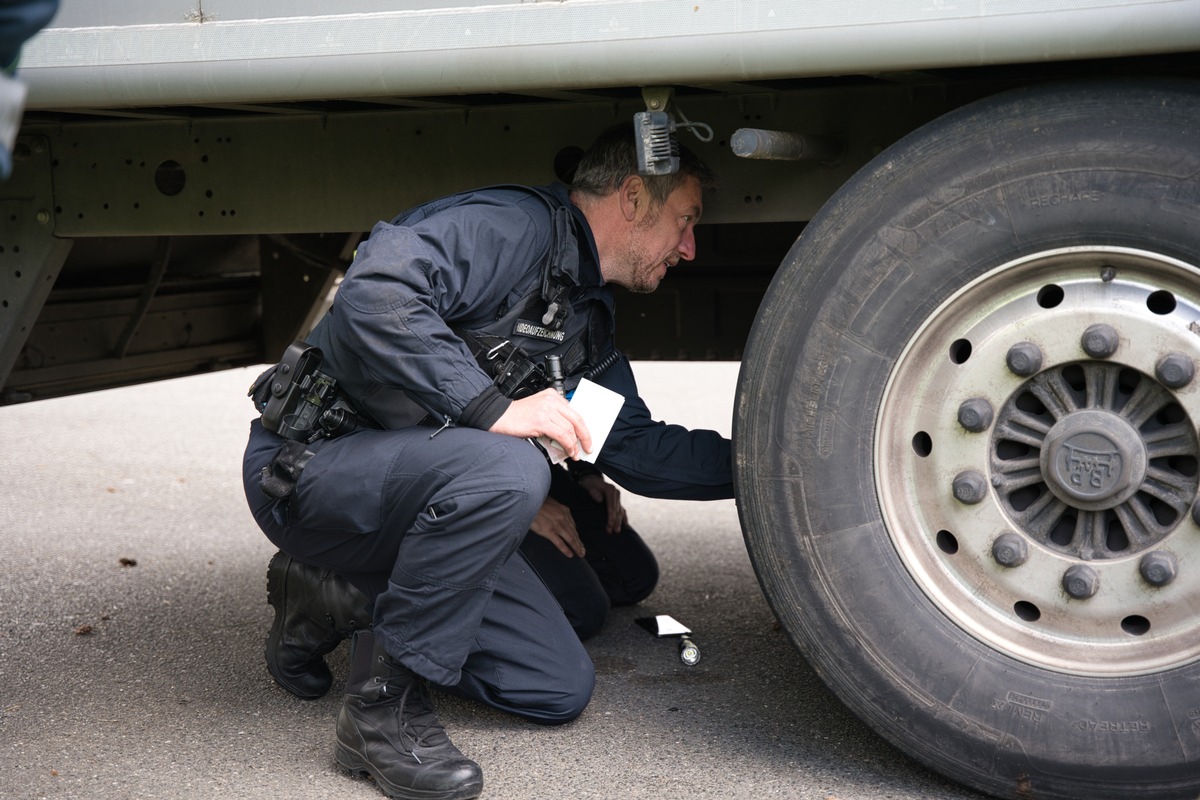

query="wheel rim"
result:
[876,246,1200,676]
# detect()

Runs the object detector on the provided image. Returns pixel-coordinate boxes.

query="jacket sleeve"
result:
[327,201,546,428]
[590,356,734,501]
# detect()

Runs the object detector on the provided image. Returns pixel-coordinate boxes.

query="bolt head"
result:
[1139,551,1178,587]
[1081,324,1120,359]
[957,398,995,432]
[1006,342,1043,376]
[952,470,988,504]
[1155,352,1195,389]
[991,533,1029,568]
[1063,564,1100,599]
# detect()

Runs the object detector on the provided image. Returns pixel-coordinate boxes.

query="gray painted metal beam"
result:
[20,0,1200,110]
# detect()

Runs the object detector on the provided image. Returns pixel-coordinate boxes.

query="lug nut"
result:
[952,470,988,505]
[1006,342,1043,376]
[1063,564,1100,599]
[1139,550,1178,587]
[1155,352,1195,389]
[957,398,995,432]
[991,533,1029,568]
[1081,324,1119,359]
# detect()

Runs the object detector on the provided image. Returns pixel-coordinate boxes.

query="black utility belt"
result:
[251,341,373,443]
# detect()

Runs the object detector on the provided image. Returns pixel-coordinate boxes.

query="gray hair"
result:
[570,123,717,207]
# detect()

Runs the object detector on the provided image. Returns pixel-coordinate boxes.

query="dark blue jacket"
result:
[306,183,732,501]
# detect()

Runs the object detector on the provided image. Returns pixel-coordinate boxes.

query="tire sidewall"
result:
[736,79,1200,799]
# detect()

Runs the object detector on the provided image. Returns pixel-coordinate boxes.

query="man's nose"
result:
[677,229,697,261]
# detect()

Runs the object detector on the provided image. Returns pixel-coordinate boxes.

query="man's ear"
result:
[618,175,645,222]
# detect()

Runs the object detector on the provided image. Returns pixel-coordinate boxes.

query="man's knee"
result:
[564,590,610,641]
[519,658,596,725]
[447,652,595,725]
[613,540,659,606]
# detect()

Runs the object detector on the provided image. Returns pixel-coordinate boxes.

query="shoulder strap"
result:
[394,184,582,331]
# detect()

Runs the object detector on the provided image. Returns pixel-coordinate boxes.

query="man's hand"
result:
[577,473,627,534]
[489,388,593,459]
[529,496,585,558]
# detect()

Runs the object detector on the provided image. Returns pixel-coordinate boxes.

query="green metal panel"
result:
[21,85,949,235]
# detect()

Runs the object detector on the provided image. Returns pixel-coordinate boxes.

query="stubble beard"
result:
[620,215,667,294]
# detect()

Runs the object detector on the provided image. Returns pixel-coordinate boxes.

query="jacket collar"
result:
[545,182,604,289]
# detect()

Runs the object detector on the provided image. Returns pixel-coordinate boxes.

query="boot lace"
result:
[376,677,449,757]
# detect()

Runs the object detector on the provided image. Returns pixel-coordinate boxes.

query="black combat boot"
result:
[336,630,483,800]
[265,550,373,699]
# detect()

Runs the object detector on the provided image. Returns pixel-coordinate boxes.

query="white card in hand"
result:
[538,378,624,465]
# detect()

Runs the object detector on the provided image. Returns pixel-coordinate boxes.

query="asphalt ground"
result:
[0,362,989,800]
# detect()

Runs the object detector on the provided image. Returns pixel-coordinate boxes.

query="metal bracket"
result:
[641,86,675,114]
[0,135,72,401]
[259,236,342,360]
[113,237,171,359]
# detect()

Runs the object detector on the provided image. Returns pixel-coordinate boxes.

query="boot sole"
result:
[265,552,332,700]
[335,744,483,800]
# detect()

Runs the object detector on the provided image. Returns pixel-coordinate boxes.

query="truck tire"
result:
[735,79,1200,800]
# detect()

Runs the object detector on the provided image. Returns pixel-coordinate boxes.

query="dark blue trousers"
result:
[243,420,594,724]
[520,465,658,640]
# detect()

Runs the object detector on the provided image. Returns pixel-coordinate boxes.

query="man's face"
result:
[611,175,703,294]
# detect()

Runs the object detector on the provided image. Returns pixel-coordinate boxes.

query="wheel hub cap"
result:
[1042,410,1145,510]
[875,247,1200,676]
